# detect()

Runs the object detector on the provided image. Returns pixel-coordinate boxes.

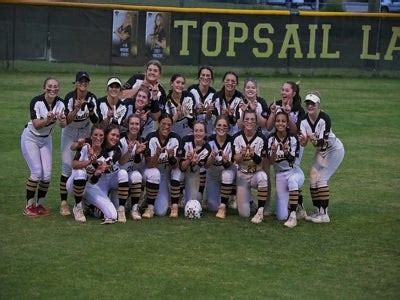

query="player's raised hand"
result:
[135,141,148,154]
[298,131,308,146]
[248,145,255,157]
[155,144,164,156]
[283,103,291,114]
[270,100,277,114]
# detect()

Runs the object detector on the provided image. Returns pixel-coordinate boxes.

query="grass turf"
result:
[0,70,399,298]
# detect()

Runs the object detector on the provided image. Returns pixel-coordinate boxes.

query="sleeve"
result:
[122,74,141,90]
[29,97,41,120]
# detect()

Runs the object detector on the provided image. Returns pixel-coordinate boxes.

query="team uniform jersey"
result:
[161,90,196,137]
[146,130,182,169]
[122,98,159,138]
[122,74,166,106]
[118,134,147,173]
[26,94,65,137]
[188,84,216,135]
[270,100,305,131]
[97,96,127,126]
[232,131,267,174]
[207,134,234,168]
[300,111,341,154]
[179,135,211,172]
[266,133,300,173]
[64,90,98,129]
[212,90,244,135]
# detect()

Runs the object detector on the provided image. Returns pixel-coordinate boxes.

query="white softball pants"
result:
[154,166,182,216]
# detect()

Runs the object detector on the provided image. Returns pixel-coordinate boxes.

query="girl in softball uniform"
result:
[97,77,127,130]
[122,86,161,138]
[162,73,196,138]
[266,81,307,218]
[119,115,161,221]
[145,114,182,218]
[188,66,216,135]
[233,110,269,224]
[66,125,104,222]
[122,59,166,111]
[237,78,269,133]
[70,124,129,224]
[59,71,98,216]
[179,122,211,206]
[299,92,344,224]
[267,111,304,228]
[188,66,216,203]
[205,116,236,218]
[21,77,67,216]
[212,71,243,135]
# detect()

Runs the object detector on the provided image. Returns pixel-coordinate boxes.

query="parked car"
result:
[265,0,318,9]
[381,0,400,12]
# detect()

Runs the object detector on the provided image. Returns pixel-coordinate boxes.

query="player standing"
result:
[59,71,98,216]
[21,77,67,216]
[299,92,345,223]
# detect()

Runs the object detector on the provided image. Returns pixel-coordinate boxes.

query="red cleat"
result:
[36,205,50,216]
[23,205,40,217]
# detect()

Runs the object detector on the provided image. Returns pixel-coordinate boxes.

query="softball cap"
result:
[304,93,321,104]
[107,77,122,87]
[74,71,90,83]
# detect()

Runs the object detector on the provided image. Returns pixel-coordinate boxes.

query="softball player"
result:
[121,59,166,107]
[119,114,161,221]
[70,124,129,224]
[299,92,344,223]
[179,122,211,205]
[66,124,104,222]
[162,74,196,138]
[205,116,236,218]
[266,81,307,217]
[97,77,127,129]
[212,71,244,135]
[122,86,160,138]
[267,111,304,228]
[59,71,98,216]
[145,114,182,218]
[188,66,216,203]
[237,78,269,133]
[21,77,67,216]
[233,110,269,223]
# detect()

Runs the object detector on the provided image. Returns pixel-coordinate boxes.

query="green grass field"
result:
[0,67,399,299]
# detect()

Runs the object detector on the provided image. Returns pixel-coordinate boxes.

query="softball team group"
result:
[20,60,344,228]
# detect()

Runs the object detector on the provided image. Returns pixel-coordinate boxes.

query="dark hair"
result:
[127,114,144,136]
[284,81,302,111]
[90,124,104,136]
[103,124,120,148]
[170,73,185,84]
[222,71,239,85]
[242,109,257,122]
[275,111,289,122]
[158,113,173,123]
[244,78,257,89]
[146,59,162,74]
[136,86,151,100]
[198,65,214,81]
[214,115,230,128]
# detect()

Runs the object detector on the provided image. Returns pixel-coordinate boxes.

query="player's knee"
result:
[144,168,160,184]
[170,168,182,181]
[130,171,142,184]
[256,172,268,187]
[117,169,129,183]
[221,170,235,184]
[74,169,87,180]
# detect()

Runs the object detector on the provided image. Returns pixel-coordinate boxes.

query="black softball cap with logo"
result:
[74,71,90,83]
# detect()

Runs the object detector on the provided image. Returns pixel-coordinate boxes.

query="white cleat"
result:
[251,211,264,224]
[311,213,330,223]
[284,211,297,228]
[117,206,127,223]
[131,209,142,221]
[296,206,308,220]
[73,203,86,223]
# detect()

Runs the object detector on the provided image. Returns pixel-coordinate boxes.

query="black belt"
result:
[29,129,49,138]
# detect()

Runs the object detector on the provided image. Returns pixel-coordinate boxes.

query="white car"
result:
[381,0,400,12]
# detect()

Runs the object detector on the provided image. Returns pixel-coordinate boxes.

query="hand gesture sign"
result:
[135,141,148,155]
[270,100,277,114]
